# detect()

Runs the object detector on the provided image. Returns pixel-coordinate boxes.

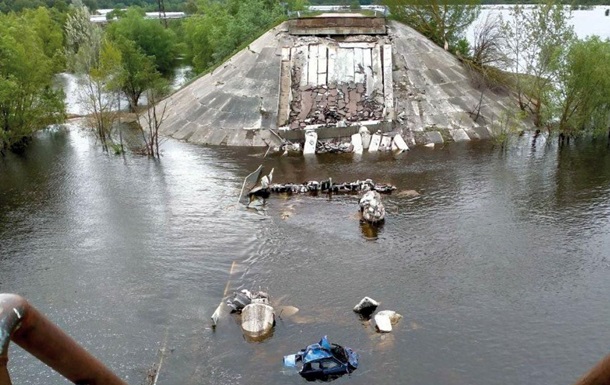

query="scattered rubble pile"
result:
[359,190,386,223]
[249,179,395,197]
[227,289,270,313]
[316,139,354,154]
[288,83,384,129]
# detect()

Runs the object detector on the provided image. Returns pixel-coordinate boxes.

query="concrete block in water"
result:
[303,130,317,154]
[379,135,392,151]
[369,132,381,152]
[359,126,371,149]
[426,131,444,144]
[374,310,402,333]
[241,303,275,338]
[351,133,363,154]
[392,134,409,152]
[353,297,379,317]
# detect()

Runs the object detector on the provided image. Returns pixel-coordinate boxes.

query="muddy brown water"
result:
[2,128,610,385]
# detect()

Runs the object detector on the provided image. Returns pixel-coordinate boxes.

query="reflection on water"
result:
[56,66,192,116]
[1,131,610,385]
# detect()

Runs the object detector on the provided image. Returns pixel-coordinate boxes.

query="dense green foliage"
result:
[0,9,65,153]
[383,0,480,54]
[105,8,178,75]
[557,37,610,134]
[183,0,286,73]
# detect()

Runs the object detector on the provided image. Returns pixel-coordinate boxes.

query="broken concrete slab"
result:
[359,126,371,149]
[392,134,409,152]
[351,133,363,154]
[374,310,402,333]
[374,313,392,333]
[450,128,471,142]
[353,296,379,318]
[426,131,444,144]
[369,132,381,152]
[303,130,317,154]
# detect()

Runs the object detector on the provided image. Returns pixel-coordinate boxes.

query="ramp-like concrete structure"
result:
[154,17,529,147]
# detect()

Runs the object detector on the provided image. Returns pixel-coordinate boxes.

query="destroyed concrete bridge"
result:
[156,15,529,148]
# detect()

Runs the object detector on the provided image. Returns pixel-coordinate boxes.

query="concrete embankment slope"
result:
[155,19,529,148]
[155,24,290,147]
[388,21,524,144]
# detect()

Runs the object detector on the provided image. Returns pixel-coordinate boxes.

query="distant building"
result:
[90,9,186,24]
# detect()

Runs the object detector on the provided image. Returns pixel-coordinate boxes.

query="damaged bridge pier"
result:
[152,14,529,149]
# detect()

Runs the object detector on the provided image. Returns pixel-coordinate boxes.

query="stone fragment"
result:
[353,296,379,317]
[374,310,402,333]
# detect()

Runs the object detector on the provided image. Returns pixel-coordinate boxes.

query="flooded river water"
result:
[2,129,610,385]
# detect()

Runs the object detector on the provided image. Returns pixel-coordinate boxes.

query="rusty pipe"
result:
[574,353,610,385]
[0,293,128,385]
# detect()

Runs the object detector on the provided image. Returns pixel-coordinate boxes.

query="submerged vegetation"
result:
[1,0,610,155]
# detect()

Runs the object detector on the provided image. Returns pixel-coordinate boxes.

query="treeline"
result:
[385,0,610,139]
[0,0,300,155]
[0,0,194,13]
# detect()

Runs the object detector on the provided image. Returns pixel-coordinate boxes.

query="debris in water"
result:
[359,190,385,223]
[283,336,358,381]
[373,310,402,333]
[353,297,380,318]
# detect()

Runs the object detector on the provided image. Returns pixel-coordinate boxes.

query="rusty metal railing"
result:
[0,293,128,385]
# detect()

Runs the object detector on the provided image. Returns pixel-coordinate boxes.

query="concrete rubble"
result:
[359,190,385,223]
[249,178,396,197]
[353,297,380,318]
[373,310,402,333]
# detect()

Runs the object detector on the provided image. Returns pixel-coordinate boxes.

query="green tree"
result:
[136,75,169,158]
[383,0,480,52]
[66,2,122,151]
[113,36,158,111]
[183,0,285,74]
[0,11,65,154]
[501,1,575,128]
[556,37,610,136]
[105,8,178,75]
[23,7,66,72]
[183,1,229,72]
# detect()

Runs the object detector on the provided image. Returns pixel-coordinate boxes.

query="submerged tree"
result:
[112,36,158,111]
[0,10,65,154]
[136,75,169,158]
[383,0,480,53]
[66,2,122,152]
[556,37,610,136]
[501,1,575,128]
